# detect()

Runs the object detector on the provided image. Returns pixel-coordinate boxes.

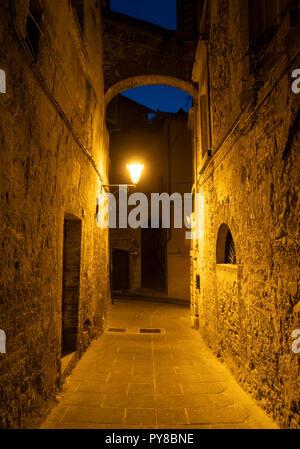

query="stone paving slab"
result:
[62,406,125,424]
[157,409,188,426]
[126,409,156,426]
[182,382,227,394]
[41,299,278,429]
[188,407,249,425]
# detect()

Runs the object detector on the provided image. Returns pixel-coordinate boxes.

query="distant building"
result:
[108,96,193,301]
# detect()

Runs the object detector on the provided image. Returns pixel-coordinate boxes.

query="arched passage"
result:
[102,7,198,104]
[104,75,198,109]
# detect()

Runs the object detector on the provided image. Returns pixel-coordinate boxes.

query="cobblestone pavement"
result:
[41,299,278,429]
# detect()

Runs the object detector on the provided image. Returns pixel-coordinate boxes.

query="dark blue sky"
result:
[121,86,193,114]
[110,0,177,29]
[110,0,192,113]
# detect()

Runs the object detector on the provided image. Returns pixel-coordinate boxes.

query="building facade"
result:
[0,0,110,428]
[190,0,300,428]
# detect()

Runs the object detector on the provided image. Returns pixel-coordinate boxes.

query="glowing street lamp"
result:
[126,163,144,185]
[101,163,144,193]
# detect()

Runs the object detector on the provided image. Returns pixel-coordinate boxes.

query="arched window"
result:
[216,223,236,264]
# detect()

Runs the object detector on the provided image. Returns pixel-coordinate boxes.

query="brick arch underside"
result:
[104,75,198,108]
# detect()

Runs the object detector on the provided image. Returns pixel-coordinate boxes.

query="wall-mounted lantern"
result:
[101,162,144,192]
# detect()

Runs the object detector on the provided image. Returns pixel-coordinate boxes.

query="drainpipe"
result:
[163,121,172,292]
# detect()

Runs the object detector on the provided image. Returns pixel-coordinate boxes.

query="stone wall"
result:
[0,0,110,428]
[191,0,300,428]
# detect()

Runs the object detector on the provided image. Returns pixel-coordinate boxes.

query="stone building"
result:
[0,0,110,428]
[190,0,300,428]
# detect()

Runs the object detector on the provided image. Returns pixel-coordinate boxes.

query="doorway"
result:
[141,227,166,291]
[112,249,130,291]
[61,215,82,358]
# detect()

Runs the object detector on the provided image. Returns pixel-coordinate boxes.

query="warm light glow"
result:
[126,163,144,184]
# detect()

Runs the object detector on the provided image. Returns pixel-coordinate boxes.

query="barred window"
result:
[216,224,236,265]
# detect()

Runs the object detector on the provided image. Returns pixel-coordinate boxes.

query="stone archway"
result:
[104,75,198,108]
[102,8,198,107]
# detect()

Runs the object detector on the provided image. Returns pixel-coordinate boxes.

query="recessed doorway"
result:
[61,215,82,359]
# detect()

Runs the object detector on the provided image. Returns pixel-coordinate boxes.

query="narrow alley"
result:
[1,0,299,432]
[41,299,277,429]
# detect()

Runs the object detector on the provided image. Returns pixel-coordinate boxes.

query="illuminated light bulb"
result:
[126,163,144,185]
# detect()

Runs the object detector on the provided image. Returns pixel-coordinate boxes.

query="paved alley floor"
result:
[41,299,278,429]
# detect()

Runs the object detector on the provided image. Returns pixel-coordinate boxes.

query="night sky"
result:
[110,0,193,113]
[110,0,177,29]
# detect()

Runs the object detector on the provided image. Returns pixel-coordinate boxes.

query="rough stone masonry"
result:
[190,0,300,429]
[0,0,110,428]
